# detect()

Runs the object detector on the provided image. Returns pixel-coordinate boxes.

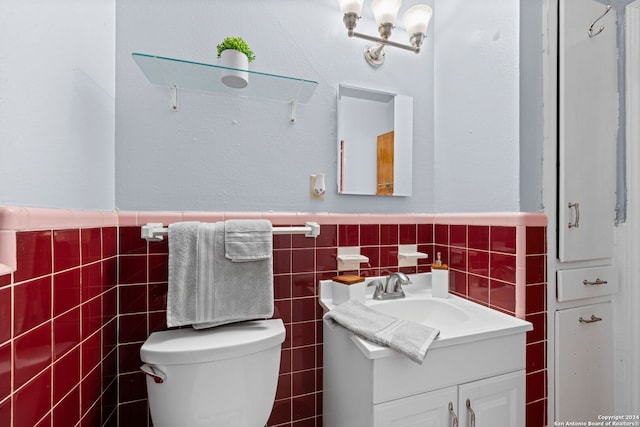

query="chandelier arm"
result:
[349,30,420,53]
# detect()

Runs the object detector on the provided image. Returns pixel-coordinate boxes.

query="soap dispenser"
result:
[431,252,449,298]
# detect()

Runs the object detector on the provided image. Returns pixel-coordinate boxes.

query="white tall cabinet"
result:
[555,0,618,423]
[558,0,617,263]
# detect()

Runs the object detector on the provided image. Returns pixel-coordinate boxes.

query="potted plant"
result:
[216,36,255,88]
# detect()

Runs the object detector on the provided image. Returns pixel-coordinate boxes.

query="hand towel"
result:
[224,219,272,262]
[167,221,274,329]
[323,299,440,364]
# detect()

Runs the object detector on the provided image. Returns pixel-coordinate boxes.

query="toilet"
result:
[140,318,285,427]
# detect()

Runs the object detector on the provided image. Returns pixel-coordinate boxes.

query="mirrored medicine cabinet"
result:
[336,84,413,196]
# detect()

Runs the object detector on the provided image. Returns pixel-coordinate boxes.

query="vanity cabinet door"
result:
[373,386,456,427]
[558,0,618,262]
[458,370,526,427]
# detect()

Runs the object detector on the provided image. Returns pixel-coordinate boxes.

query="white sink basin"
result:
[319,273,532,359]
[368,298,471,328]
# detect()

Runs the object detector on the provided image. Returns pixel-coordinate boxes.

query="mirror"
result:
[337,84,413,196]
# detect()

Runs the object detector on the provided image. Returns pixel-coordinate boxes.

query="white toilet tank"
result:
[140,319,285,427]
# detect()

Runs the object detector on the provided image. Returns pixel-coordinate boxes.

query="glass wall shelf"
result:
[132,53,318,109]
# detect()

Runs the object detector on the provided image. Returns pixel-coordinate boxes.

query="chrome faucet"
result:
[367,272,412,300]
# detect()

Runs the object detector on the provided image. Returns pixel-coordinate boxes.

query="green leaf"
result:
[216,36,256,62]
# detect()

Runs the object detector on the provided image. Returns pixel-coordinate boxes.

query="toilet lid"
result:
[140,319,285,365]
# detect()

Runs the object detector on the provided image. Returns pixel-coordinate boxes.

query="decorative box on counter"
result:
[332,275,366,305]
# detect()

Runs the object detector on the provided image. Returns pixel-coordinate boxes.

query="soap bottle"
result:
[431,252,449,298]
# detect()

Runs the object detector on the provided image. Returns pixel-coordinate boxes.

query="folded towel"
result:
[167,222,200,327]
[224,219,273,262]
[323,300,440,364]
[193,221,274,329]
[167,221,274,329]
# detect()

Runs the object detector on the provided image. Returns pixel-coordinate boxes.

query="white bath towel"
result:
[323,300,440,364]
[167,222,200,326]
[167,221,274,329]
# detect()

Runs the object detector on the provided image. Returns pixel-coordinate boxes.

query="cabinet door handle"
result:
[568,202,580,228]
[466,399,476,427]
[583,278,608,286]
[579,315,603,324]
[448,401,459,427]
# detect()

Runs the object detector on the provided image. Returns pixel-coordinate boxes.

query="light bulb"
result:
[403,4,433,35]
[338,0,364,15]
[371,0,402,25]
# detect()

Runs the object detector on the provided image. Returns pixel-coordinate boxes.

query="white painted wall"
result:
[0,0,116,210]
[434,0,523,213]
[520,0,545,213]
[115,0,548,214]
[115,0,436,213]
[0,0,544,214]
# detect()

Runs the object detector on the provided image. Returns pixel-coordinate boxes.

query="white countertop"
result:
[320,273,532,360]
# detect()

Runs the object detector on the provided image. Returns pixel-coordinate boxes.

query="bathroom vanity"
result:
[320,274,531,427]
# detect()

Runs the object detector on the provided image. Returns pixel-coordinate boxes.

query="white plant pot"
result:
[219,49,249,89]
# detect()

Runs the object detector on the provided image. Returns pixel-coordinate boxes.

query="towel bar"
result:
[141,221,320,242]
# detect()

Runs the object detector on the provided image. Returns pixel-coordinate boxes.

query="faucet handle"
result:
[396,272,412,283]
[400,274,412,285]
[367,279,384,299]
[386,272,412,293]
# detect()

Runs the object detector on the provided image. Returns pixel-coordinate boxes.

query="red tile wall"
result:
[117,221,547,427]
[0,219,547,427]
[524,226,548,427]
[434,224,548,426]
[0,227,119,427]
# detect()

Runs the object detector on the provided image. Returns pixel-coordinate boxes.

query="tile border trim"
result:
[118,210,547,227]
[0,206,546,276]
[0,207,547,231]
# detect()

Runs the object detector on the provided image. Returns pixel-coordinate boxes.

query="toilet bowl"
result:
[140,318,285,427]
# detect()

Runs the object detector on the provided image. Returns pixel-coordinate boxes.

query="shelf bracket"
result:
[290,101,297,124]
[169,85,178,111]
[398,244,428,267]
[337,247,369,271]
